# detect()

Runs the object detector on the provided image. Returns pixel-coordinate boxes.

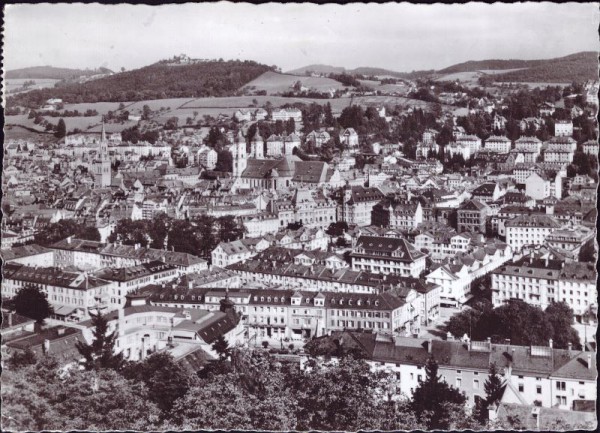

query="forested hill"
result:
[438,51,597,83]
[6,66,113,80]
[7,60,274,108]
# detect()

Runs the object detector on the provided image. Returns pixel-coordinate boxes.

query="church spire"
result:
[101,117,107,143]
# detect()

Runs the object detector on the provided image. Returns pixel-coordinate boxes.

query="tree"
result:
[212,335,231,361]
[410,357,466,430]
[217,215,244,243]
[171,350,297,430]
[165,116,179,130]
[122,352,190,414]
[473,362,504,424]
[215,150,233,172]
[54,118,66,138]
[34,219,100,245]
[11,284,54,324]
[6,348,37,369]
[545,302,581,349]
[76,311,124,371]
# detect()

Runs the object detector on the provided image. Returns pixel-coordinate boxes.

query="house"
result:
[525,172,559,200]
[305,130,331,148]
[350,236,427,278]
[79,295,243,362]
[337,185,386,227]
[581,140,598,156]
[211,237,270,268]
[538,102,555,117]
[457,199,490,234]
[471,182,503,203]
[2,263,115,321]
[484,136,512,154]
[339,128,359,150]
[271,108,302,122]
[504,215,561,252]
[492,113,507,131]
[197,147,218,170]
[233,109,252,122]
[492,257,597,319]
[554,120,573,137]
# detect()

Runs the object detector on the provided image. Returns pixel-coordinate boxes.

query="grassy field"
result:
[3,124,56,142]
[242,71,346,94]
[5,78,61,94]
[62,102,124,114]
[358,79,410,94]
[5,114,47,132]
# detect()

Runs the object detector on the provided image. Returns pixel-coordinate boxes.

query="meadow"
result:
[242,71,345,94]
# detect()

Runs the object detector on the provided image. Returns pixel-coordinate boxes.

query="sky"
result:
[4,2,599,73]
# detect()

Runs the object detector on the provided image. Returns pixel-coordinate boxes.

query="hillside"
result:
[6,66,113,80]
[244,71,348,94]
[438,51,597,83]
[286,64,346,76]
[6,60,274,109]
[288,64,435,80]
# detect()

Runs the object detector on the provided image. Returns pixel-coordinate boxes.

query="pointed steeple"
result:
[101,117,107,143]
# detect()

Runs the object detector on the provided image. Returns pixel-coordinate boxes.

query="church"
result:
[231,130,339,192]
[92,122,112,188]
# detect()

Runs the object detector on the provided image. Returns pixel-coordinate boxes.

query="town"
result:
[2,3,598,432]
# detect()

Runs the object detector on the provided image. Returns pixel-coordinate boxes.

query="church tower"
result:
[232,130,247,178]
[251,129,264,159]
[93,121,112,188]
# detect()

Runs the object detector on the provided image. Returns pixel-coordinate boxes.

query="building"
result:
[538,102,555,117]
[350,236,427,277]
[371,199,424,230]
[211,237,270,268]
[266,134,285,157]
[231,131,247,179]
[471,183,503,203]
[92,123,112,188]
[525,172,562,200]
[456,135,482,154]
[2,263,114,321]
[197,146,218,170]
[309,331,597,410]
[339,128,359,150]
[484,136,512,154]
[554,120,573,137]
[79,295,243,362]
[457,199,490,233]
[271,108,303,122]
[338,185,386,227]
[504,215,561,252]
[492,258,597,320]
[581,140,598,157]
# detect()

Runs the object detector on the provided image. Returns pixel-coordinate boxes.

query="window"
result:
[536,385,542,394]
[456,378,462,387]
[518,384,524,393]
[556,381,566,391]
[474,379,480,389]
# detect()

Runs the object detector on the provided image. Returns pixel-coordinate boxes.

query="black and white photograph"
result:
[1,2,599,431]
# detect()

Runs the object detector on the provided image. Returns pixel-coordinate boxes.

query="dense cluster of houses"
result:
[2,80,598,419]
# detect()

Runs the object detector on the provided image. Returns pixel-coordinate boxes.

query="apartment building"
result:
[350,236,427,277]
[504,215,561,252]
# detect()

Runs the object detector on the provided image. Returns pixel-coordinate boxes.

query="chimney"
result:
[428,338,433,354]
[549,339,553,349]
[587,354,592,370]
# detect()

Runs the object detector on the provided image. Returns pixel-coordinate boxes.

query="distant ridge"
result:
[6,66,114,80]
[286,64,430,79]
[437,51,597,82]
